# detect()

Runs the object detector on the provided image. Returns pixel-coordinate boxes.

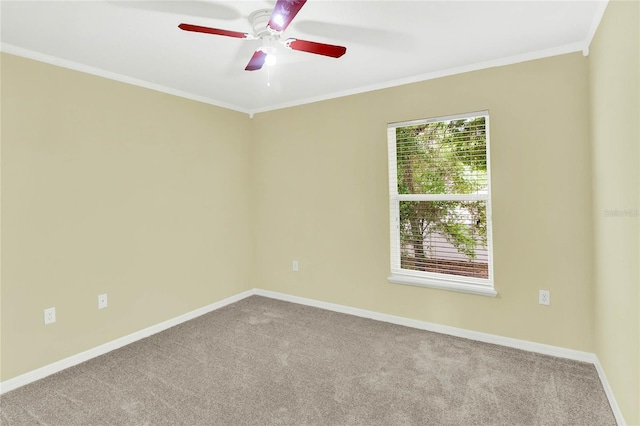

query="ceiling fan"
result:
[178,0,347,71]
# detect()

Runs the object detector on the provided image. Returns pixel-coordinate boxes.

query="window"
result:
[387,111,495,297]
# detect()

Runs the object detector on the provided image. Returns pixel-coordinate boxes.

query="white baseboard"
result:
[0,289,255,395]
[0,287,626,425]
[253,289,625,425]
[254,289,596,361]
[593,357,627,426]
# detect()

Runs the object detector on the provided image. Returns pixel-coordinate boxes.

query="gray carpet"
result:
[0,296,616,425]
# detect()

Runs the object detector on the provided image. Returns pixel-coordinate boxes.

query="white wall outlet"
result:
[539,290,550,306]
[44,307,56,325]
[98,293,108,309]
[292,260,299,272]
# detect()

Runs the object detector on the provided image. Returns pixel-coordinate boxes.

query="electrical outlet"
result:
[292,260,299,272]
[98,293,108,309]
[44,307,56,325]
[539,290,550,306]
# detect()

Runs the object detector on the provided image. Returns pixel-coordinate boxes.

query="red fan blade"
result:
[284,38,346,58]
[245,50,268,71]
[267,0,307,33]
[178,23,249,39]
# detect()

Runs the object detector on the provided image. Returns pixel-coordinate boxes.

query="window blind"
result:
[388,111,493,286]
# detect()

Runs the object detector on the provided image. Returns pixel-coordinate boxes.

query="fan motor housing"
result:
[249,9,274,37]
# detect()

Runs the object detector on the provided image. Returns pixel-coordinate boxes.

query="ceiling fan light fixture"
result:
[260,44,277,67]
[265,53,277,66]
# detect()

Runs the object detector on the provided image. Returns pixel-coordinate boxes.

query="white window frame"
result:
[387,110,496,297]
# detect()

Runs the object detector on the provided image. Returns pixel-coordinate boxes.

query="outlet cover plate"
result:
[98,294,108,309]
[44,307,56,324]
[539,290,550,306]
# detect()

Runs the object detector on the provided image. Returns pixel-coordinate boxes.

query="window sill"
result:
[388,274,497,297]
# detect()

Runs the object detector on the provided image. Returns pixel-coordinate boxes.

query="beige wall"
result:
[252,53,595,352]
[589,1,640,424]
[0,54,253,380]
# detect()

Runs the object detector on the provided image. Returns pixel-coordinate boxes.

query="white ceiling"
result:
[1,1,606,115]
